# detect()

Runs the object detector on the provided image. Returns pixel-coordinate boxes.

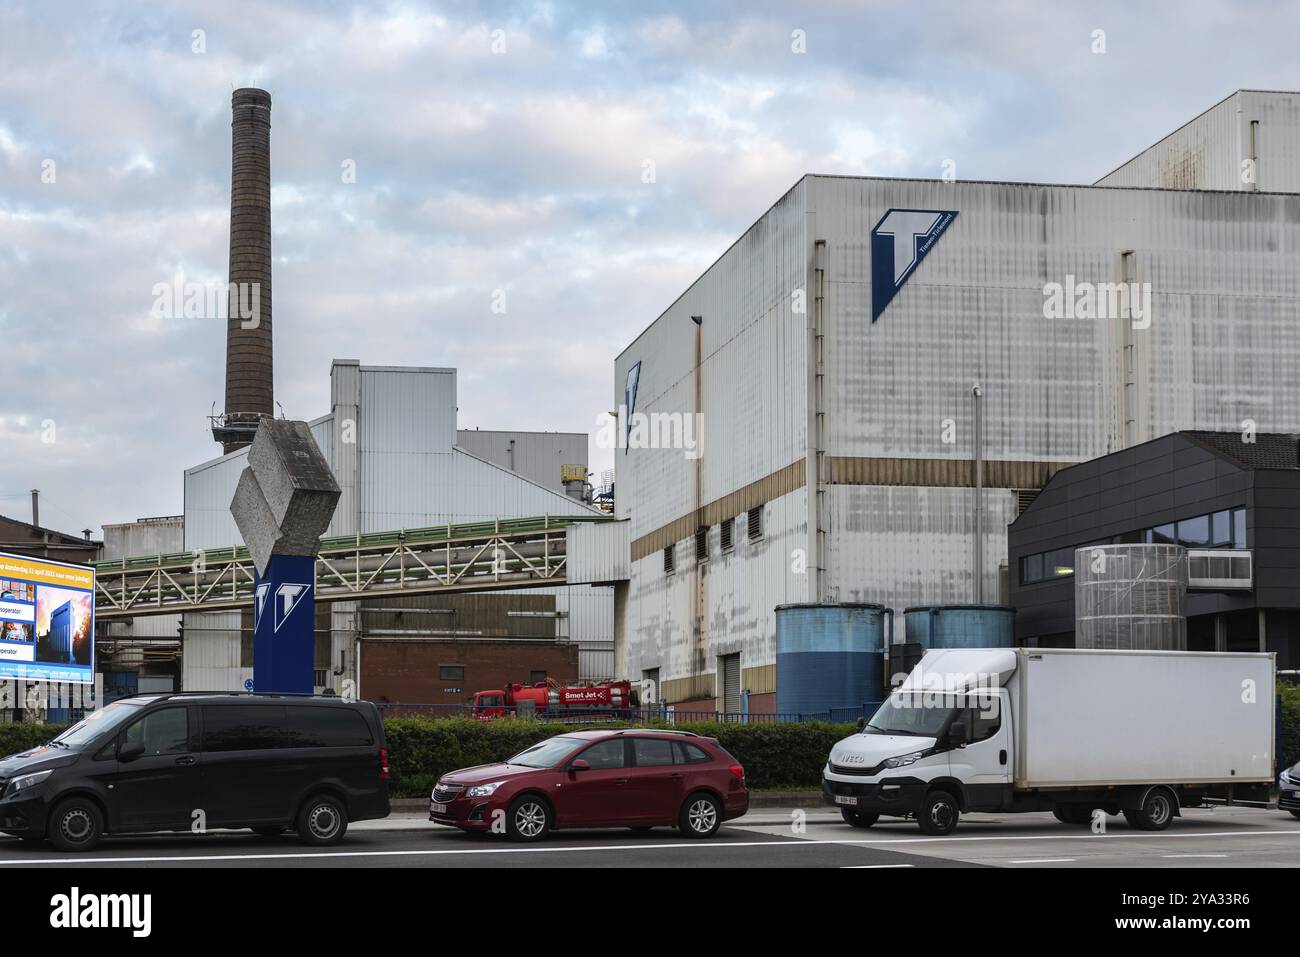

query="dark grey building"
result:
[1008,432,1300,666]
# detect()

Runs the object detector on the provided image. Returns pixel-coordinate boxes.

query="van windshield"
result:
[865,695,955,738]
[50,699,147,748]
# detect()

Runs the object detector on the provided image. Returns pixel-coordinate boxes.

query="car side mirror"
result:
[568,759,590,772]
[118,741,145,762]
[856,717,867,732]
[947,726,968,747]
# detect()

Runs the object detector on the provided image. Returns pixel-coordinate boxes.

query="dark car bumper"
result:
[1279,782,1300,813]
[0,794,48,837]
[823,775,926,815]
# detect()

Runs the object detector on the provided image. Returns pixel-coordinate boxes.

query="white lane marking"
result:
[2,826,1297,865]
[841,864,914,869]
[1161,854,1228,859]
[1008,858,1076,864]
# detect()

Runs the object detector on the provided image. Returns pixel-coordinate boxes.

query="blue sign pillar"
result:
[252,554,316,694]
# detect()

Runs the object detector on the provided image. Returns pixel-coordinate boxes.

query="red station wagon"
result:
[429,729,749,841]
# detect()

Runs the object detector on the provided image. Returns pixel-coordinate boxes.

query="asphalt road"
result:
[1,805,1295,868]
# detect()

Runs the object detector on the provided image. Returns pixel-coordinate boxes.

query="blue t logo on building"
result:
[870,209,958,322]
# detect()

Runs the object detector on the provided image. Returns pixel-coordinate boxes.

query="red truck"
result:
[471,679,640,721]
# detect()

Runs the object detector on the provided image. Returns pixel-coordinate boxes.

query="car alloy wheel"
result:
[509,798,549,840]
[686,797,718,835]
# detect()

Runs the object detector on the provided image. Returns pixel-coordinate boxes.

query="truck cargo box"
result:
[1013,648,1274,788]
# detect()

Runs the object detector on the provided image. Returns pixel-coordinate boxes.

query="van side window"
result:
[969,704,1001,743]
[202,705,287,752]
[285,708,373,748]
[123,707,189,755]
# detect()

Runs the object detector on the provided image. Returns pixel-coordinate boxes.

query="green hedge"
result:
[0,718,855,798]
[385,717,854,797]
[0,722,69,758]
[1279,684,1300,771]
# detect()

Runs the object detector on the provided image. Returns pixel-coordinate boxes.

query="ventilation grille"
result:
[1013,489,1040,516]
[663,545,675,575]
[720,517,734,553]
[747,507,763,541]
[695,527,709,562]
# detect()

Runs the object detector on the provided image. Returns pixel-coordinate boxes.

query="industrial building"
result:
[609,89,1300,712]
[143,89,615,699]
[182,361,613,695]
[1009,430,1300,665]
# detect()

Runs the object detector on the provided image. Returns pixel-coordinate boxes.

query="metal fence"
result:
[375,703,884,724]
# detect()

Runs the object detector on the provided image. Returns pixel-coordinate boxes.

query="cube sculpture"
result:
[230,420,341,693]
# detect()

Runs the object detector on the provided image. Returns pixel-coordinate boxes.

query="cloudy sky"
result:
[1,0,1295,541]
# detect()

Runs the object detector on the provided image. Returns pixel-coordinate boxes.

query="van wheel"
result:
[297,795,348,846]
[917,791,959,836]
[1125,788,1176,831]
[841,809,879,828]
[506,795,551,842]
[48,797,104,852]
[679,793,722,838]
[1289,810,1300,820]
[1052,805,1094,826]
[252,826,286,837]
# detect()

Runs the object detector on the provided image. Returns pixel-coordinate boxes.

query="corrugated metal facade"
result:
[616,152,1300,701]
[1097,90,1300,193]
[181,363,613,689]
[102,517,185,644]
[565,520,630,584]
[456,429,588,494]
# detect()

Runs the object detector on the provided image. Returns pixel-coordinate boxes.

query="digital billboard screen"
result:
[0,551,95,684]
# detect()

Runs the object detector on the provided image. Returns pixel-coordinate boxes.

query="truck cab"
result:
[471,691,507,720]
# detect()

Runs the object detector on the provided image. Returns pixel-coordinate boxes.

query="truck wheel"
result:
[1125,788,1176,831]
[297,794,349,846]
[48,797,104,852]
[1052,805,1093,826]
[841,809,879,828]
[506,795,551,842]
[917,791,959,836]
[678,793,722,838]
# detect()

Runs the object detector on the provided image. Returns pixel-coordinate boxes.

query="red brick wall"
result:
[360,639,579,707]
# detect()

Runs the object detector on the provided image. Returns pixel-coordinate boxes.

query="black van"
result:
[0,693,390,851]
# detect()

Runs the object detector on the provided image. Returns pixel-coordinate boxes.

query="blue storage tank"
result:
[903,605,1016,649]
[775,603,890,717]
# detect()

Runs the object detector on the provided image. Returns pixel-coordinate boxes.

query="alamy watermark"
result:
[595,405,703,460]
[1042,275,1150,329]
[151,279,261,328]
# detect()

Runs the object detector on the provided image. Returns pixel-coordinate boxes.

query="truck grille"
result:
[830,762,881,777]
[432,783,464,804]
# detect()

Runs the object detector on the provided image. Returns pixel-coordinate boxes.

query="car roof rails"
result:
[612,728,699,737]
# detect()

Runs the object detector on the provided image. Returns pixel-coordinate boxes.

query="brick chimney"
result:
[214,88,274,453]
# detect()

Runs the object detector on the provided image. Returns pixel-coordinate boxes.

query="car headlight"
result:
[6,769,53,797]
[883,750,927,769]
[465,781,504,798]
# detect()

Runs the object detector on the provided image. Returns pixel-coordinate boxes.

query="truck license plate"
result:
[833,795,857,807]
[429,802,447,814]
[1290,791,1299,799]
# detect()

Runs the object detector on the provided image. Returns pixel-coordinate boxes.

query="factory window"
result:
[1177,514,1210,548]
[720,517,734,553]
[1233,508,1247,548]
[529,670,547,684]
[439,665,465,681]
[695,526,709,562]
[663,545,675,575]
[748,507,763,541]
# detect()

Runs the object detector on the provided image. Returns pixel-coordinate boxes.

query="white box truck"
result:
[822,647,1275,835]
